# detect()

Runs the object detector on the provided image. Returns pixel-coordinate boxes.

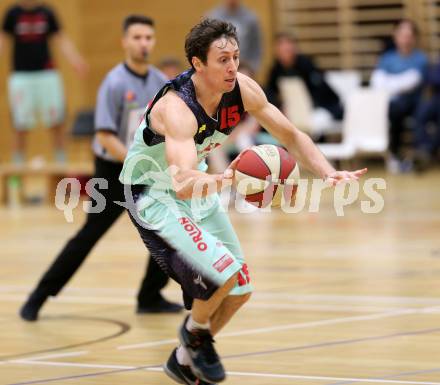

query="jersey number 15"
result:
[220,105,240,130]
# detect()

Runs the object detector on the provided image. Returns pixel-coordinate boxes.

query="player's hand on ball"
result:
[223,149,250,183]
[324,168,368,186]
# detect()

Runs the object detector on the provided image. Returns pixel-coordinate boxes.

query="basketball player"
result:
[20,15,182,322]
[120,19,367,384]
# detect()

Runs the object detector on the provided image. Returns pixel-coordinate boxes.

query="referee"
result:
[20,15,182,321]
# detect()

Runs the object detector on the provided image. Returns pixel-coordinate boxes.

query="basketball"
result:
[234,144,300,208]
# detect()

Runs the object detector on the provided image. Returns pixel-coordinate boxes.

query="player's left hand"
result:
[223,149,250,181]
[324,168,368,186]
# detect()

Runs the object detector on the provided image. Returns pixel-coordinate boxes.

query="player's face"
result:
[123,24,156,63]
[201,37,240,93]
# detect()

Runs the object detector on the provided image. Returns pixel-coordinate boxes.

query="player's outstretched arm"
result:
[238,73,367,184]
[159,93,232,199]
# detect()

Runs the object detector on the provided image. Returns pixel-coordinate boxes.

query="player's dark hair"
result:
[185,18,238,69]
[123,15,154,32]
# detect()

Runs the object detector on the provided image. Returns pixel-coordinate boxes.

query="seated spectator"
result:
[412,61,440,171]
[158,56,183,80]
[371,19,428,173]
[265,32,344,134]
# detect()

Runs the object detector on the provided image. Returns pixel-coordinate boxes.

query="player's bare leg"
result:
[170,273,247,383]
[191,273,237,324]
[210,292,251,335]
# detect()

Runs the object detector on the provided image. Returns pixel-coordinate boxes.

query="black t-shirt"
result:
[2,5,60,71]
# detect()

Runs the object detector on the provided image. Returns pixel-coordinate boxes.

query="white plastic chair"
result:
[278,77,314,134]
[325,70,362,104]
[318,88,389,160]
[278,77,341,137]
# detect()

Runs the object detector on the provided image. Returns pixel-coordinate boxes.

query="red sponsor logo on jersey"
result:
[179,217,208,251]
[213,254,234,273]
[237,263,250,286]
[220,105,241,130]
[201,142,221,155]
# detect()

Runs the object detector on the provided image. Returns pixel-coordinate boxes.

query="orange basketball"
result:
[235,144,300,208]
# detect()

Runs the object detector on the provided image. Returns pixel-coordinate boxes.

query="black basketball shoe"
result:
[164,348,216,385]
[178,316,225,383]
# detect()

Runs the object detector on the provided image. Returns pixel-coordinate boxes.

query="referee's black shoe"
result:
[178,316,225,383]
[164,348,216,385]
[136,298,183,314]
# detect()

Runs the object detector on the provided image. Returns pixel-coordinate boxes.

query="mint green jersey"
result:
[119,69,245,190]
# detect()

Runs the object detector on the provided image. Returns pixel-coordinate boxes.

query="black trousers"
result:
[389,94,419,157]
[33,157,169,306]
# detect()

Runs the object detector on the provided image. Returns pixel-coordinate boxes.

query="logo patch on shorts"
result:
[237,263,250,286]
[193,274,208,290]
[179,217,208,251]
[213,254,234,273]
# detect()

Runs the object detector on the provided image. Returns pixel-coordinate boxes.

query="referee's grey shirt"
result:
[93,63,168,162]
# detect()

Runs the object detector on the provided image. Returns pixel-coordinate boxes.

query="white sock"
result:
[176,345,192,366]
[186,315,210,331]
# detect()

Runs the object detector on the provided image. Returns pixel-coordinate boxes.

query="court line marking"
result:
[220,370,440,385]
[117,338,178,350]
[15,351,89,362]
[18,325,440,365]
[1,293,428,313]
[222,327,440,360]
[0,316,130,362]
[326,367,440,385]
[247,303,408,312]
[11,359,134,370]
[7,362,440,385]
[2,287,440,304]
[4,363,159,385]
[117,308,417,350]
[253,293,440,305]
[7,326,440,384]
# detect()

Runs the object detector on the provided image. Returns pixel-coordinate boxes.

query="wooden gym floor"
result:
[1,168,440,385]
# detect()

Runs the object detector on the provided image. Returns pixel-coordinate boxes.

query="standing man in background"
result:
[20,15,182,322]
[0,0,87,163]
[208,0,262,74]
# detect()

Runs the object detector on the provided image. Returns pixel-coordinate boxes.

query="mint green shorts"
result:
[129,187,252,304]
[8,70,65,131]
